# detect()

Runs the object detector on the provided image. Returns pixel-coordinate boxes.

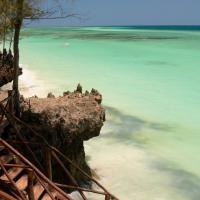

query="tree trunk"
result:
[9,33,13,50]
[3,24,6,50]
[13,0,24,117]
[2,17,6,67]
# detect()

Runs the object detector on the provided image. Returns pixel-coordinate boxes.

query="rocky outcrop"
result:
[0,65,22,87]
[20,86,105,186]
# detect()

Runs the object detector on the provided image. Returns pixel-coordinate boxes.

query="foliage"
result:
[0,0,76,116]
[0,0,15,48]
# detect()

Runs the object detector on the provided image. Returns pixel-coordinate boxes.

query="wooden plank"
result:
[15,174,28,191]
[42,193,53,200]
[0,167,23,181]
[42,191,65,200]
[0,190,17,200]
[44,147,52,181]
[32,182,45,200]
[0,139,73,200]
[27,170,34,200]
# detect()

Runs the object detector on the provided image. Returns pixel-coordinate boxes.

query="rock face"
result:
[20,87,105,186]
[0,65,22,87]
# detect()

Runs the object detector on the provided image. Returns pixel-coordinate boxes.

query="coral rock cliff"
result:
[20,87,105,185]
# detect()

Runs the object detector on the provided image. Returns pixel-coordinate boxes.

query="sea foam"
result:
[19,64,48,97]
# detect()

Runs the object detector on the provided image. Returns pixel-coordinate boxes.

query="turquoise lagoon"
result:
[19,27,200,200]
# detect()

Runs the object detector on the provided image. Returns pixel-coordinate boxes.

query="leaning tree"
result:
[7,0,77,116]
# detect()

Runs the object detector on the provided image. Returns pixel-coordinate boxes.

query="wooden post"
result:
[105,194,111,200]
[27,169,35,200]
[8,90,14,114]
[45,147,52,181]
[51,151,87,200]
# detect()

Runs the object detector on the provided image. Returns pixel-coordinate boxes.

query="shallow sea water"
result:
[18,27,200,200]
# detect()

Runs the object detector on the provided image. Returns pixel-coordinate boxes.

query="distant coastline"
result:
[25,25,200,31]
[109,25,200,31]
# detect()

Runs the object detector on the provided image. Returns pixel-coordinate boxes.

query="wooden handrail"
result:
[0,91,119,200]
[0,90,15,125]
[0,103,45,172]
[51,147,119,200]
[0,158,27,200]
[51,151,87,200]
[0,190,18,200]
[55,183,107,195]
[0,139,73,200]
[34,172,56,200]
[4,139,119,199]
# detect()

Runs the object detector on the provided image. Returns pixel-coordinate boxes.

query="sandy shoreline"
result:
[19,66,49,97]
[0,65,50,100]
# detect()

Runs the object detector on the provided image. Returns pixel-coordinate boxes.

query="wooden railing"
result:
[0,90,119,200]
[6,139,118,200]
[0,90,14,125]
[0,97,45,173]
[0,138,73,200]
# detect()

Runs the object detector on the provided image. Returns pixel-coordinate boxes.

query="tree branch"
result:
[24,13,80,20]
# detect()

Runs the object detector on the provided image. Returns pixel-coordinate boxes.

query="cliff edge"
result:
[20,86,105,186]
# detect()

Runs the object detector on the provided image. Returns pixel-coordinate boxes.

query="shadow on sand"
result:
[101,105,175,144]
[154,161,200,200]
[101,106,200,200]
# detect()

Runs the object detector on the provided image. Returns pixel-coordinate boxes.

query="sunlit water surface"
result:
[17,27,200,200]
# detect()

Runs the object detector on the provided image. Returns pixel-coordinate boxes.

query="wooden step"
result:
[0,166,24,181]
[25,181,45,200]
[32,182,45,200]
[41,193,50,200]
[15,174,28,191]
[42,191,66,200]
[42,191,57,200]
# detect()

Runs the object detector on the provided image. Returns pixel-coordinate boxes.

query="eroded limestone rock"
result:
[20,87,105,186]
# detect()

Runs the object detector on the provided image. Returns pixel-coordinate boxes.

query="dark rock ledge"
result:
[0,65,22,87]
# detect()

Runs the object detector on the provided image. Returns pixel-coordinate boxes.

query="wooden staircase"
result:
[0,139,72,200]
[0,91,119,200]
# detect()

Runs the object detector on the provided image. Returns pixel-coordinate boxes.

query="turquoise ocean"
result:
[18,26,200,200]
